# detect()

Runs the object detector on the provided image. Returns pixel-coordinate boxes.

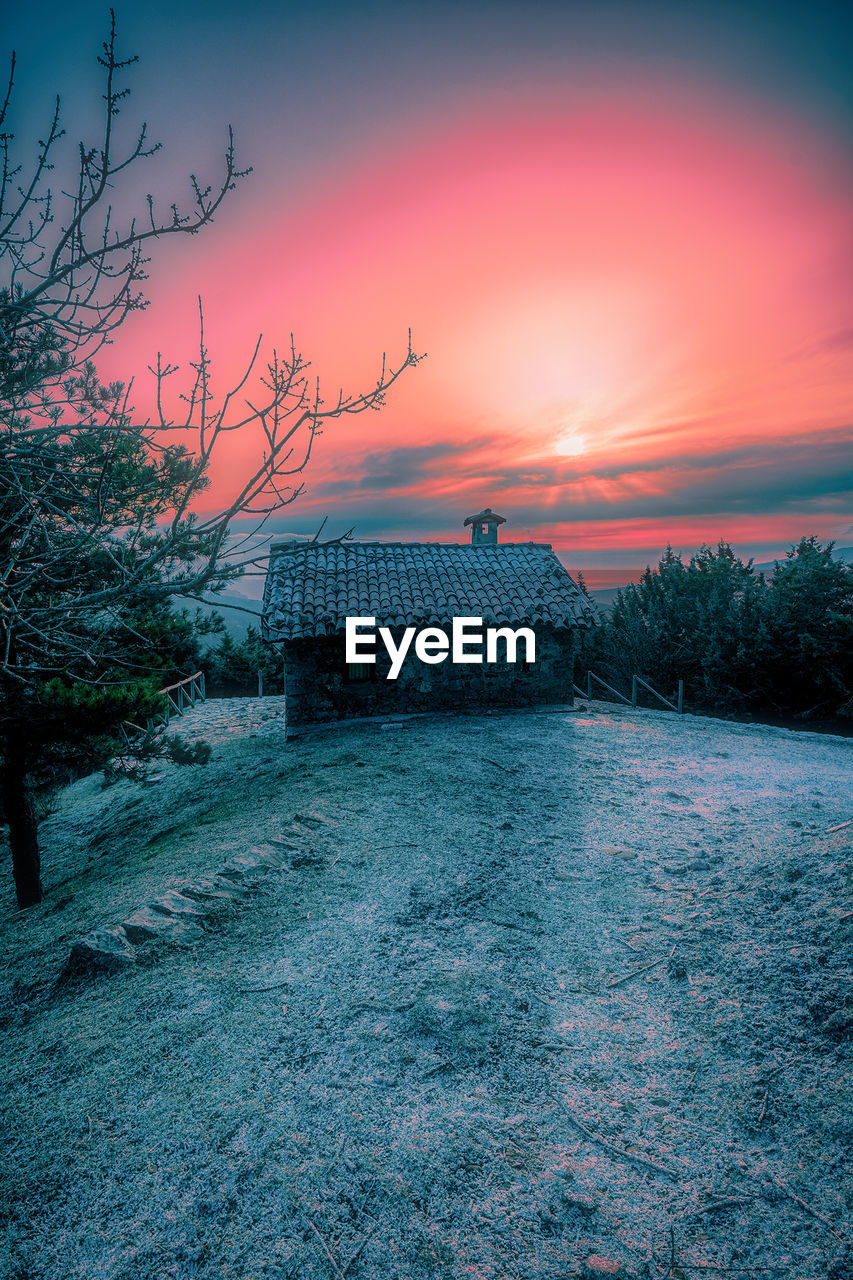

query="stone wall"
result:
[280,626,576,722]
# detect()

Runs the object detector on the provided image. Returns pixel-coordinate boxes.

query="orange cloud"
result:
[102,74,853,556]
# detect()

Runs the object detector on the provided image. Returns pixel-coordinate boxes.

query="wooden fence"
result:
[118,670,207,747]
[573,669,684,715]
[159,670,206,720]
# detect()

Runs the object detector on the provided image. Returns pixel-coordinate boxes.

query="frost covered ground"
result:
[1,700,851,1280]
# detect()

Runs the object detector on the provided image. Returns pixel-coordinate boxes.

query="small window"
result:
[346,662,373,683]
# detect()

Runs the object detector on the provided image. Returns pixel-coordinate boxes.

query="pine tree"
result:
[0,19,418,906]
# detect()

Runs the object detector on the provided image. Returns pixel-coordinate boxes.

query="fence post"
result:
[587,670,592,699]
[677,679,684,715]
[200,671,206,699]
[258,670,264,698]
[632,675,638,707]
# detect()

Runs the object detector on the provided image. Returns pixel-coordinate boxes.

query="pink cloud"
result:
[101,74,853,552]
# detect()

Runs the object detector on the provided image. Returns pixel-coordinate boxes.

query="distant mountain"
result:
[588,587,624,612]
[175,591,264,644]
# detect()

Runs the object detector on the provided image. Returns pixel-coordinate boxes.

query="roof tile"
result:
[263,541,596,640]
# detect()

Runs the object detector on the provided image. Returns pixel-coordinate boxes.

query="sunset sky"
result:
[7,0,853,574]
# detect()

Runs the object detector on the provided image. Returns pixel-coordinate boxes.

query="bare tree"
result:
[0,14,420,907]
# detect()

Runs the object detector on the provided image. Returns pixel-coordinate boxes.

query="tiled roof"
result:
[263,541,596,640]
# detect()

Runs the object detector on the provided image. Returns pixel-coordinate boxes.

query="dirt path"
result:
[2,705,851,1279]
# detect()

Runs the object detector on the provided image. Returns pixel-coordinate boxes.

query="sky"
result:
[6,0,853,574]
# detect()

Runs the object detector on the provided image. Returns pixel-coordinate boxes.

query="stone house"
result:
[262,509,596,722]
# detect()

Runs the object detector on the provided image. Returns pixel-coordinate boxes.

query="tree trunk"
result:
[1,753,43,908]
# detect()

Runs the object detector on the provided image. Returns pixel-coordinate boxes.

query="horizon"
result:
[218,526,852,602]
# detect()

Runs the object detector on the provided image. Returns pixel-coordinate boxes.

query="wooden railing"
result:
[573,669,684,715]
[159,670,206,720]
[573,669,632,706]
[632,673,683,715]
[117,671,207,747]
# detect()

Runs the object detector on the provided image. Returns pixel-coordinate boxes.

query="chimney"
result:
[463,507,506,546]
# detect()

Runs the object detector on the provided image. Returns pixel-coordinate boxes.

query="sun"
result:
[553,429,588,457]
